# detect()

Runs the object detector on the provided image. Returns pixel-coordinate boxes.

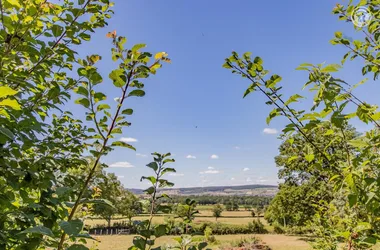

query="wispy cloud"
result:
[210,154,219,159]
[231,177,235,181]
[120,137,138,143]
[208,166,215,170]
[263,128,278,134]
[117,175,125,179]
[169,173,185,177]
[136,153,147,157]
[234,146,240,150]
[243,167,250,172]
[200,170,220,174]
[246,177,252,182]
[109,161,135,168]
[186,155,196,159]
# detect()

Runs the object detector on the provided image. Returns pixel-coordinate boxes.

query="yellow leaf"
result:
[0,86,18,98]
[6,0,21,8]
[0,99,21,110]
[154,52,168,60]
[24,16,33,23]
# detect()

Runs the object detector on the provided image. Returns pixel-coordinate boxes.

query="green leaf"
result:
[94,92,106,103]
[111,141,136,151]
[198,242,208,250]
[266,108,280,125]
[128,90,145,97]
[0,99,21,110]
[141,176,157,184]
[163,159,175,164]
[0,126,15,140]
[154,224,167,237]
[97,104,110,112]
[74,86,88,97]
[131,44,146,52]
[345,174,357,193]
[321,64,341,73]
[146,162,158,171]
[6,0,21,8]
[334,31,342,39]
[243,83,256,98]
[144,187,155,195]
[75,98,90,108]
[59,220,83,236]
[284,94,304,105]
[121,109,133,115]
[254,56,263,65]
[305,154,314,162]
[287,156,298,163]
[20,226,54,237]
[109,69,126,87]
[67,245,89,250]
[0,86,18,98]
[162,168,176,175]
[79,198,114,207]
[354,222,372,232]
[348,138,367,148]
[133,236,146,250]
[90,72,103,84]
[52,24,64,37]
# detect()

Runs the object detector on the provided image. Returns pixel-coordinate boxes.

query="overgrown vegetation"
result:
[1,0,379,249]
[224,1,379,249]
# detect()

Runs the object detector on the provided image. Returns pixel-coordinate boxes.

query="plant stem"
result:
[57,63,136,250]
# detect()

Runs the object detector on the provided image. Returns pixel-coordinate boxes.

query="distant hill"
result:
[127,184,278,196]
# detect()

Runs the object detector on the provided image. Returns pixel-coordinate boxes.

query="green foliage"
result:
[0,0,170,248]
[176,198,200,226]
[224,1,380,248]
[118,190,142,223]
[331,1,380,80]
[92,173,122,227]
[211,204,224,221]
[130,153,176,250]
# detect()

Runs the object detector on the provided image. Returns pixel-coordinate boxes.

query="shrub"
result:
[204,226,216,243]
[272,222,285,234]
[248,219,267,234]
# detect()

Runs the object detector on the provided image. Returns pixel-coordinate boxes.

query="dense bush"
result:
[192,221,268,235]
[272,223,285,234]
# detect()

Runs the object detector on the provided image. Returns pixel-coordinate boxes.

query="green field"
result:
[85,208,380,250]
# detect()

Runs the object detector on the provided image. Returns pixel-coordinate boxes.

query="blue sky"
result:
[72,1,378,189]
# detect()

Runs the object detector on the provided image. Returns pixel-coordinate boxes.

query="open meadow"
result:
[87,234,312,250]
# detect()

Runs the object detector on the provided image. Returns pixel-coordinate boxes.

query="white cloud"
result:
[257,179,268,183]
[246,177,252,182]
[186,155,196,159]
[243,167,250,172]
[231,177,235,181]
[117,175,125,179]
[210,154,219,159]
[200,170,220,174]
[208,166,215,170]
[234,146,240,150]
[136,153,147,157]
[109,161,135,168]
[169,173,185,177]
[120,137,138,143]
[263,128,278,134]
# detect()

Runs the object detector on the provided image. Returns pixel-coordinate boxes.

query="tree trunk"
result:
[107,217,111,228]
